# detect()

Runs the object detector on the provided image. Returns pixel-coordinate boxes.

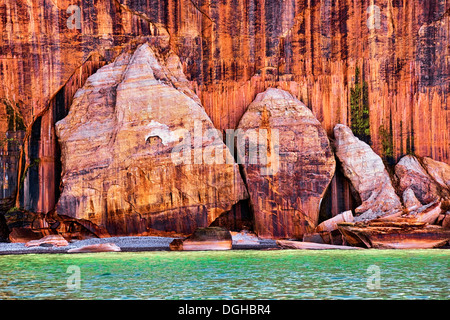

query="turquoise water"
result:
[0,250,448,300]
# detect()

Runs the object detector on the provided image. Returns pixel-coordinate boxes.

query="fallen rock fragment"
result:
[315,211,354,233]
[170,227,232,251]
[395,155,450,205]
[25,235,69,247]
[314,211,354,244]
[409,201,442,224]
[333,124,402,221]
[237,88,335,239]
[338,219,450,249]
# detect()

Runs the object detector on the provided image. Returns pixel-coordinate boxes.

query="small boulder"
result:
[403,187,423,211]
[25,234,69,247]
[169,227,232,251]
[68,243,121,253]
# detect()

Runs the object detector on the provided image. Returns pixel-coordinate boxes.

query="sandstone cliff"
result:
[55,43,247,236]
[0,0,448,239]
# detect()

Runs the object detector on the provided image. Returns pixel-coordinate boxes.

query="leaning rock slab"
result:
[315,211,354,233]
[409,201,442,225]
[237,88,335,239]
[25,235,69,247]
[333,124,402,221]
[55,43,247,236]
[315,211,354,244]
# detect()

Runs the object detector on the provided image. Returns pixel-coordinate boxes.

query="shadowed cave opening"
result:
[318,161,361,225]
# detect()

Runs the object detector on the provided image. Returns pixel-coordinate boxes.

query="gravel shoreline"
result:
[0,236,279,255]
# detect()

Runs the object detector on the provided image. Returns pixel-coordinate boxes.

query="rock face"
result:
[169,227,232,251]
[9,227,41,243]
[237,88,335,239]
[55,43,247,236]
[395,155,450,205]
[25,234,69,247]
[334,124,403,221]
[276,239,361,250]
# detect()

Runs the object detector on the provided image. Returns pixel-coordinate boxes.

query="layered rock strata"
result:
[169,227,232,251]
[395,155,450,205]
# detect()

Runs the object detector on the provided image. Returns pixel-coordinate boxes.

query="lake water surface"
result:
[0,249,448,299]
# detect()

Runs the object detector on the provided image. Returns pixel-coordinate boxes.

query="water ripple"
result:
[0,249,448,299]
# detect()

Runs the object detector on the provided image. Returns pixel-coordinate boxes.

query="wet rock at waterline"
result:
[55,43,247,236]
[25,235,69,248]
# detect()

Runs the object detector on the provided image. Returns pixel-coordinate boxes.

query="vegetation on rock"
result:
[350,67,371,145]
